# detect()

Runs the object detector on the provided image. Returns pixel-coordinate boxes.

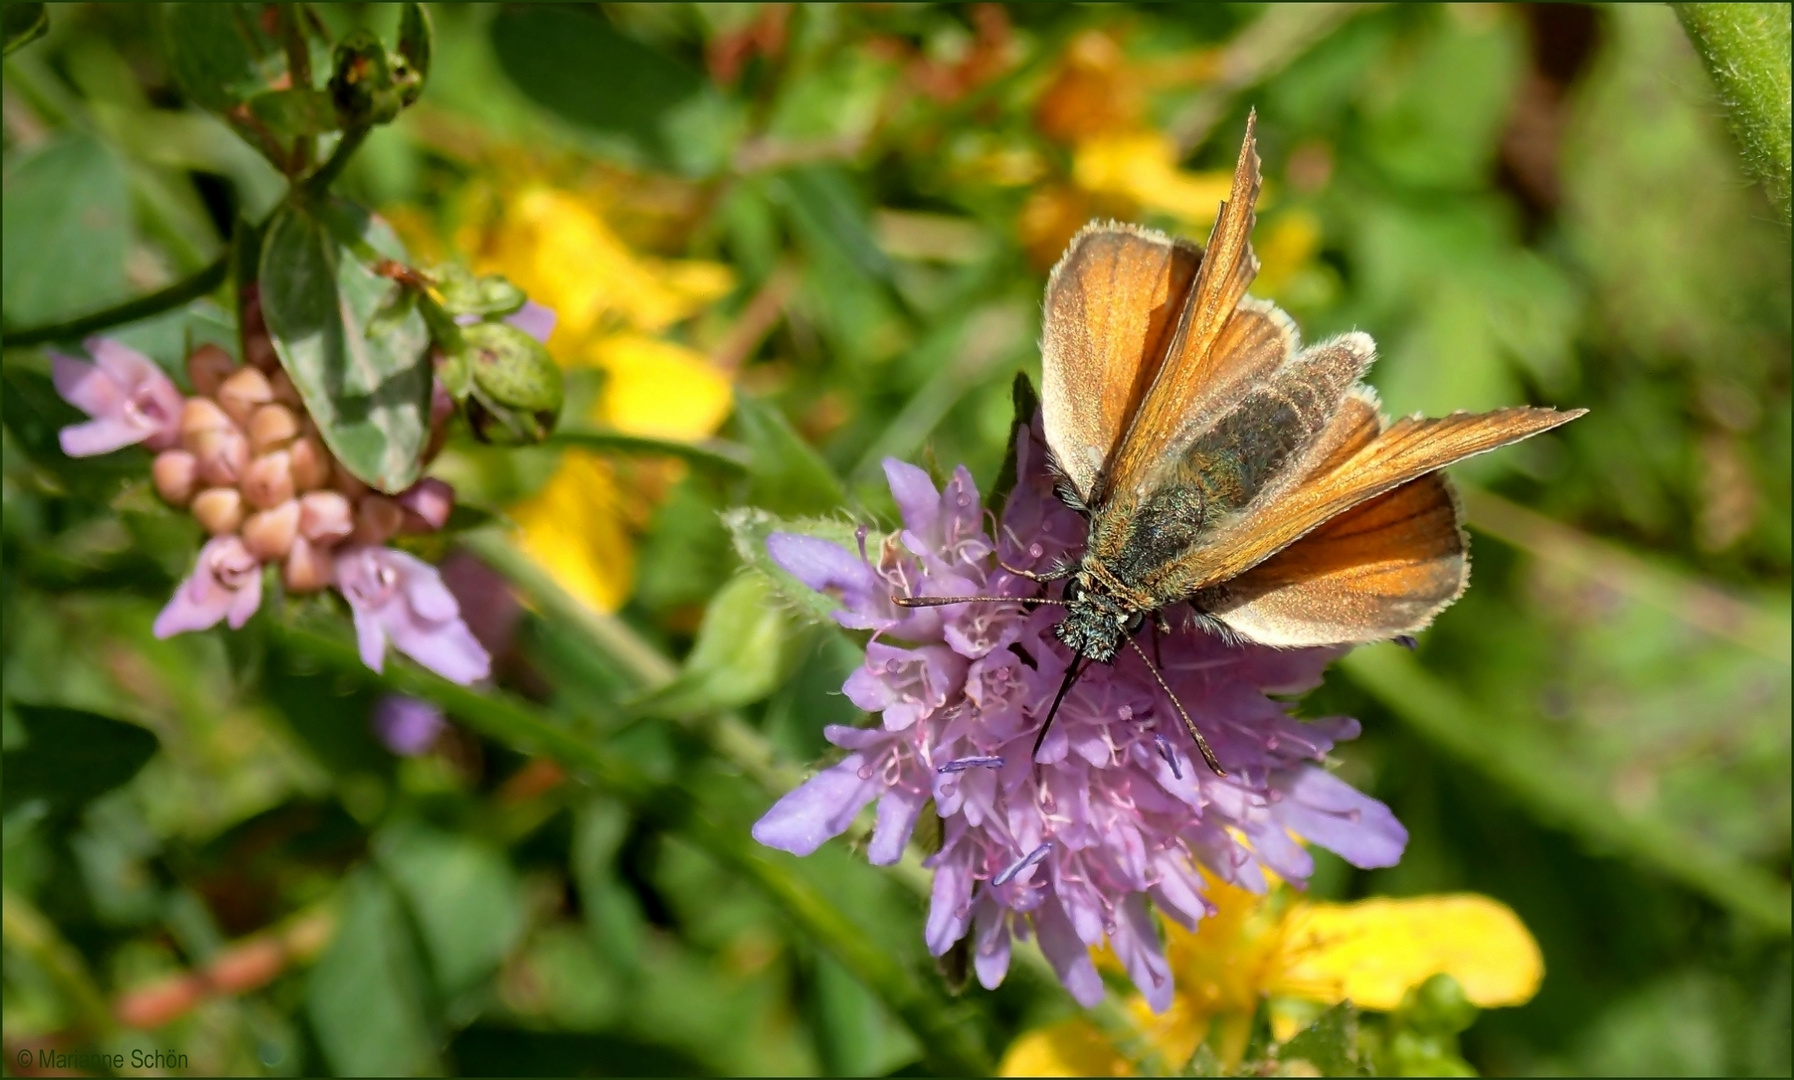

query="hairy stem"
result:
[1673,3,1792,221]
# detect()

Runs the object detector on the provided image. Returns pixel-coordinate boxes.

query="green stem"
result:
[302,126,369,197]
[2,887,116,1044]
[269,619,994,1076]
[1,255,228,348]
[1673,3,1792,222]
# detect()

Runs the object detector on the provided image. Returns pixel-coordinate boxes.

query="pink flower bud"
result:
[217,367,274,428]
[179,397,234,446]
[192,427,249,487]
[352,494,404,545]
[289,435,332,492]
[299,490,354,546]
[334,461,371,500]
[241,287,280,373]
[248,403,300,455]
[268,367,303,408]
[242,500,300,561]
[186,344,237,398]
[283,535,334,593]
[192,487,245,535]
[398,477,455,533]
[152,449,198,506]
[242,450,295,509]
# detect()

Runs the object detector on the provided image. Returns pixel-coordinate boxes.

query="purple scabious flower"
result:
[334,545,492,685]
[752,418,1407,1012]
[51,337,185,457]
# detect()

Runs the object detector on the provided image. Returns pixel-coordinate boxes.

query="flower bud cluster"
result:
[50,335,485,686]
[150,344,450,594]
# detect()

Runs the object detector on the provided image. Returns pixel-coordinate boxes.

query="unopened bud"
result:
[192,487,245,535]
[283,536,334,593]
[289,435,332,492]
[333,461,371,500]
[268,368,303,408]
[152,449,198,506]
[179,397,234,447]
[242,450,295,509]
[249,403,300,454]
[398,477,454,533]
[217,367,274,428]
[299,490,354,546]
[186,344,237,398]
[352,494,404,545]
[242,500,300,561]
[192,428,249,487]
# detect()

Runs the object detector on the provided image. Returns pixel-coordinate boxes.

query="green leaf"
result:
[991,371,1041,518]
[1,704,159,817]
[1275,1002,1368,1077]
[246,87,340,138]
[571,798,647,977]
[488,6,707,166]
[773,165,894,284]
[259,198,432,492]
[161,3,283,114]
[722,507,866,627]
[396,2,433,107]
[2,3,47,56]
[306,868,439,1076]
[430,264,526,319]
[377,818,525,1000]
[629,573,796,717]
[2,132,133,327]
[733,391,846,516]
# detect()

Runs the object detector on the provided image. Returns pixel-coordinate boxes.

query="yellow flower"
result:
[999,878,1543,1077]
[453,180,737,613]
[1069,132,1235,231]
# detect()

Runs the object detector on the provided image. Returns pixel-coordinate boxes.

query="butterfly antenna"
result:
[1125,636,1225,777]
[894,594,1065,608]
[1032,657,1087,760]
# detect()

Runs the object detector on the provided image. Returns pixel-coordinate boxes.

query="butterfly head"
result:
[1054,572,1143,665]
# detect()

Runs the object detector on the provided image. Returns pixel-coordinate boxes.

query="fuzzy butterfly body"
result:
[1040,111,1583,666]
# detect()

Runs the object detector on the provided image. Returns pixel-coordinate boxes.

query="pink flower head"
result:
[334,545,491,685]
[51,337,185,456]
[153,536,264,638]
[752,417,1407,1012]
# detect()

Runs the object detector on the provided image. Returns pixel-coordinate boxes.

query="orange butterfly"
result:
[902,112,1584,774]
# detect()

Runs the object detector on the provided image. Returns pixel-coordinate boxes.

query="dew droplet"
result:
[1028,543,1044,559]
[1347,808,1362,823]
[1117,705,1134,722]
[858,764,875,781]
[1264,735,1280,751]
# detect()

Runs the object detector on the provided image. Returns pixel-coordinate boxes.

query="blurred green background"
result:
[2,4,1788,1076]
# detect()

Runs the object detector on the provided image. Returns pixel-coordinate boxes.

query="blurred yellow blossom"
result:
[452,180,737,613]
[998,876,1542,1076]
[1070,132,1234,230]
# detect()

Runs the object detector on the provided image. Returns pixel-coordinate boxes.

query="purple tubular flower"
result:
[455,300,557,344]
[334,545,492,685]
[752,415,1409,1010]
[51,337,185,457]
[153,536,264,638]
[373,694,448,756]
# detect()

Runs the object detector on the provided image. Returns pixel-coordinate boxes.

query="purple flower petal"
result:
[334,546,492,685]
[507,300,558,343]
[883,458,941,539]
[923,841,974,956]
[868,787,927,866]
[373,694,447,756]
[1035,893,1105,1007]
[51,352,121,416]
[1273,766,1407,869]
[153,537,263,639]
[752,757,879,856]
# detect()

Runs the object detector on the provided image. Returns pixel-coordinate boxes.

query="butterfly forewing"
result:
[1039,224,1200,504]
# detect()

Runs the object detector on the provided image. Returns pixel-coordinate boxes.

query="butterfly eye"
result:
[1122,611,1144,633]
[1062,578,1084,604]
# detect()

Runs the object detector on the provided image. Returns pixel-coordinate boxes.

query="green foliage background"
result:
[2,4,1788,1076]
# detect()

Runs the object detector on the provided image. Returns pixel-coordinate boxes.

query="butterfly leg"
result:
[1032,657,1087,762]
